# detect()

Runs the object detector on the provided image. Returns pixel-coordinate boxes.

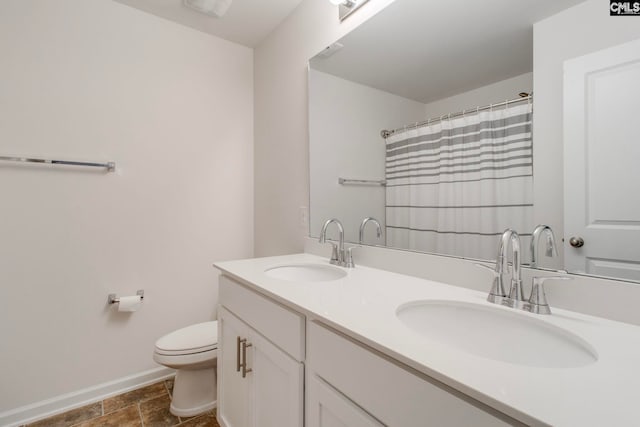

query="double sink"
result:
[264,263,598,369]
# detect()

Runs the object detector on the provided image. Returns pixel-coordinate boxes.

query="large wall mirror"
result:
[308,0,640,283]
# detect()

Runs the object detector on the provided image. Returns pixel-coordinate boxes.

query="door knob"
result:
[569,237,584,248]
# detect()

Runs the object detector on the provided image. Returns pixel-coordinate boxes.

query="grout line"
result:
[137,403,144,427]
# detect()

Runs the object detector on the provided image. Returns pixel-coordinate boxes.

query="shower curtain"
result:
[385,102,533,260]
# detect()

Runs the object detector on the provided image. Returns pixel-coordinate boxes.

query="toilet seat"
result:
[156,346,216,356]
[155,321,218,356]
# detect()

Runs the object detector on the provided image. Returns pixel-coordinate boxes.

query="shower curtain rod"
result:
[380,93,532,139]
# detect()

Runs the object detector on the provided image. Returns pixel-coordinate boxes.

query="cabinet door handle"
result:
[236,336,242,372]
[241,340,253,378]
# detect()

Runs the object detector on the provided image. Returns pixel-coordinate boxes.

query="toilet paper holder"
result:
[108,290,144,305]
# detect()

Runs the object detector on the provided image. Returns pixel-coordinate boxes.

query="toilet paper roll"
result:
[118,295,142,312]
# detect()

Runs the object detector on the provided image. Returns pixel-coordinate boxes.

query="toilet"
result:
[153,321,218,417]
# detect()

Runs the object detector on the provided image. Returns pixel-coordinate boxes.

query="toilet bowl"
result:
[153,321,218,417]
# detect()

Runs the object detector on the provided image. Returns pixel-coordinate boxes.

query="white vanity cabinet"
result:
[217,272,523,427]
[217,276,305,427]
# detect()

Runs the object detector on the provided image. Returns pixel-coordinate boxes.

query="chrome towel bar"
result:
[0,155,116,172]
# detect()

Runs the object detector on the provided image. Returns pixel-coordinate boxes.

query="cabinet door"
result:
[218,308,250,427]
[247,328,304,427]
[307,374,384,427]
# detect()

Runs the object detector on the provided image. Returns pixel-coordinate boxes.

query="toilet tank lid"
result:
[155,321,218,352]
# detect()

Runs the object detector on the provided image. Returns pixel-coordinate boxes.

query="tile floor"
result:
[23,379,220,427]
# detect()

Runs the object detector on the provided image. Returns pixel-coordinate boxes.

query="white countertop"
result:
[214,253,640,426]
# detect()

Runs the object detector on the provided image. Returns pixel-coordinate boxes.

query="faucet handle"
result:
[327,241,340,265]
[474,263,506,302]
[545,233,558,257]
[343,246,357,268]
[527,276,572,315]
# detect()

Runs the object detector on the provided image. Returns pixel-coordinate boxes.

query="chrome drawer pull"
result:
[236,336,242,372]
[241,340,253,378]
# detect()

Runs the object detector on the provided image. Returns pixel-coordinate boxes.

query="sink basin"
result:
[396,300,598,368]
[264,264,347,282]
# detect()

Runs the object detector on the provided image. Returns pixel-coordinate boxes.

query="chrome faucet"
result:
[359,217,382,245]
[497,229,524,307]
[319,219,346,267]
[476,229,522,305]
[478,228,570,315]
[530,224,558,268]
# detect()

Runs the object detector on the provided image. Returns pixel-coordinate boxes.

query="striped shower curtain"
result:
[385,103,533,260]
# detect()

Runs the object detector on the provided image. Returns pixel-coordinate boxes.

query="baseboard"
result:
[0,366,175,427]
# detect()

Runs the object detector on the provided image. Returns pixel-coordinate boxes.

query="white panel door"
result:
[564,38,640,280]
[307,375,384,427]
[218,308,250,427]
[247,329,304,427]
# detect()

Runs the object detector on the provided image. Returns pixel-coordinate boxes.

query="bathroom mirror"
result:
[308,0,640,283]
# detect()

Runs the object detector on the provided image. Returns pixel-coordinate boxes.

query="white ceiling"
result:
[310,0,586,103]
[113,0,305,47]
